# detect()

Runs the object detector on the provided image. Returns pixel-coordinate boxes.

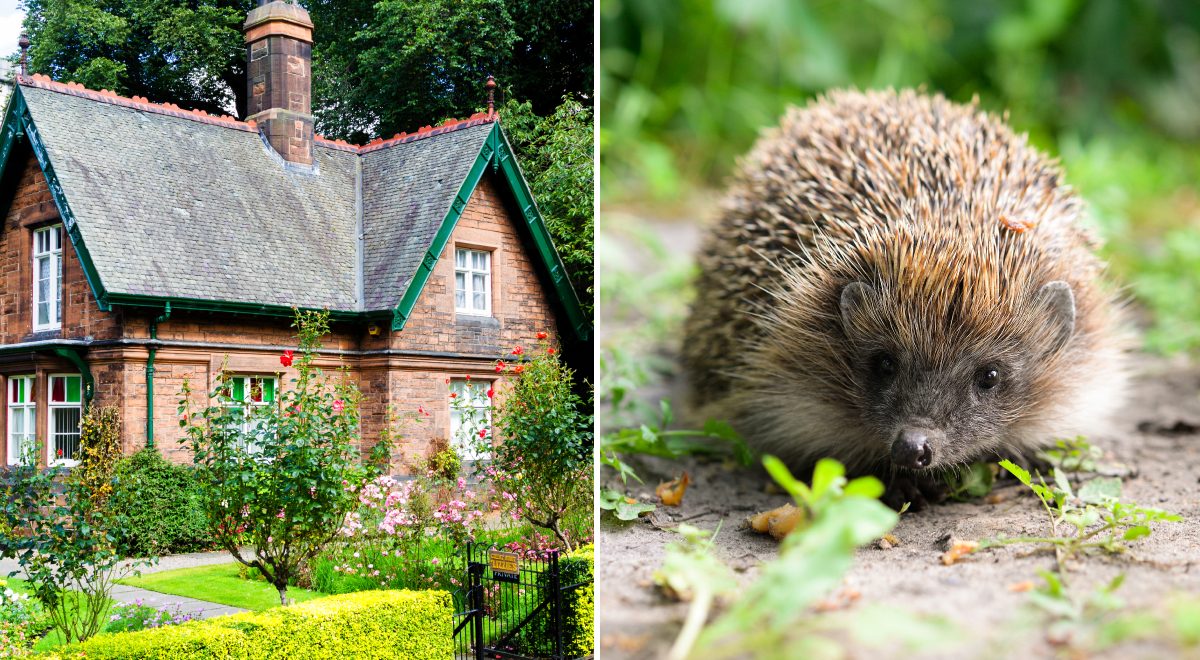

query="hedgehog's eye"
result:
[872,353,897,379]
[975,367,1001,391]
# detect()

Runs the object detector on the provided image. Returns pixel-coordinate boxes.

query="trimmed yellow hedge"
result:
[41,590,453,660]
[564,544,594,658]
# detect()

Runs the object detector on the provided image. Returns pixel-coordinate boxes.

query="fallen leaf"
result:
[656,472,691,507]
[814,587,862,612]
[940,540,980,566]
[876,533,900,550]
[748,503,806,540]
[1008,580,1035,592]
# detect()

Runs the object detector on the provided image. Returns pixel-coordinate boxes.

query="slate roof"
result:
[9,75,499,315]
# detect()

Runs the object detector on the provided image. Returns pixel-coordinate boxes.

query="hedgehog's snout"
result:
[892,428,939,469]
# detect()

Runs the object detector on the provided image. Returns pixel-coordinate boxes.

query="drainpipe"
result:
[146,303,171,449]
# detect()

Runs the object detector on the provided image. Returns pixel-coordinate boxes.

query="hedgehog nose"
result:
[892,429,934,469]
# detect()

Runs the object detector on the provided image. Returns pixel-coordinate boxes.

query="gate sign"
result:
[488,550,520,583]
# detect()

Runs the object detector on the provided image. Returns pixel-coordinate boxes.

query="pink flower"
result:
[280,350,294,367]
[333,399,345,413]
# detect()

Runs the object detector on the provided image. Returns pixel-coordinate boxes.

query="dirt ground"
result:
[596,218,1200,659]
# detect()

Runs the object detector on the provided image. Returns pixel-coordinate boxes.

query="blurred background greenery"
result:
[599,0,1200,355]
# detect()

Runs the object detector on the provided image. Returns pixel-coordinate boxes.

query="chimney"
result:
[243,0,314,166]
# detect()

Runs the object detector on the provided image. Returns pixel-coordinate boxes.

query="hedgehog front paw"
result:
[881,473,948,512]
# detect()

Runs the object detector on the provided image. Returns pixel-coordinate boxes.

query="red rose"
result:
[478,429,488,438]
[514,365,524,375]
[449,392,458,399]
[547,348,556,355]
[486,388,494,399]
[280,350,294,367]
[536,331,548,340]
[333,400,345,413]
[511,346,523,356]
[465,374,471,381]
[495,360,506,372]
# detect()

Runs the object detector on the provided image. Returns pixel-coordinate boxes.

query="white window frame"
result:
[33,225,63,332]
[222,375,278,454]
[47,373,82,467]
[454,248,492,316]
[449,379,491,461]
[7,375,35,466]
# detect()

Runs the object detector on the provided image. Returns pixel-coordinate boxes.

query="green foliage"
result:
[1038,436,1105,476]
[516,543,595,658]
[21,0,247,117]
[45,590,455,660]
[490,342,593,550]
[652,457,902,658]
[599,396,751,519]
[986,459,1181,568]
[108,449,213,558]
[0,441,146,646]
[942,461,996,501]
[73,407,123,507]
[178,310,363,605]
[499,96,595,312]
[0,577,52,656]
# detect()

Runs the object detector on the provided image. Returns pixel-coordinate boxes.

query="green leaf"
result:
[998,459,1031,486]
[810,458,846,500]
[843,475,885,499]
[1123,525,1151,541]
[762,455,811,504]
[1078,476,1122,504]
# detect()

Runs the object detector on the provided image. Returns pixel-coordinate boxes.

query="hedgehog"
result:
[683,89,1130,509]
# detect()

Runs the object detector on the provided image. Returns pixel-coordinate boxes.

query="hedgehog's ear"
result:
[1037,281,1075,352]
[840,282,875,332]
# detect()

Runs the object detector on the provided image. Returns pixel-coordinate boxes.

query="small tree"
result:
[179,310,362,605]
[487,339,592,550]
[0,419,138,645]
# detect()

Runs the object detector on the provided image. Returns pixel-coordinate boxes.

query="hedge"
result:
[41,590,453,659]
[518,544,594,659]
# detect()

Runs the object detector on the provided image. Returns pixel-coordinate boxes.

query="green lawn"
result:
[6,577,116,651]
[116,563,323,611]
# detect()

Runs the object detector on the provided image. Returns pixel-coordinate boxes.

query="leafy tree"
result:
[20,0,249,118]
[500,96,594,313]
[505,0,593,114]
[178,310,363,605]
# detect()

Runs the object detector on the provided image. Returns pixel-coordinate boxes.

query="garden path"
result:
[2,549,245,620]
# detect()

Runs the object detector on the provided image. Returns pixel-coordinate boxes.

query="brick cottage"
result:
[0,1,589,470]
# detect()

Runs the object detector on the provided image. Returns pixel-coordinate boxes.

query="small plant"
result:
[981,459,1181,570]
[599,400,752,520]
[1038,436,1105,476]
[103,600,198,633]
[941,461,995,501]
[0,578,52,657]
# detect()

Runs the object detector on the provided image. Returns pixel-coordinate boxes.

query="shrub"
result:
[179,310,364,606]
[45,590,454,659]
[108,449,213,558]
[518,544,594,659]
[74,407,123,507]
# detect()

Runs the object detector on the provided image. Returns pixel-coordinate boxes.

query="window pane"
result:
[231,378,245,402]
[53,407,81,461]
[37,302,49,327]
[455,249,466,267]
[51,377,65,403]
[456,290,466,308]
[250,378,263,403]
[52,227,61,250]
[12,412,23,436]
[455,272,466,293]
[54,255,61,324]
[65,376,81,403]
[473,292,485,310]
[10,379,18,404]
[475,251,487,270]
[262,378,275,403]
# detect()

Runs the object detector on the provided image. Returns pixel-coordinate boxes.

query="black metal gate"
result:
[453,542,588,660]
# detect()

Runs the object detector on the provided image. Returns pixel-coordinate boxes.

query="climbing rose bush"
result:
[179,310,363,605]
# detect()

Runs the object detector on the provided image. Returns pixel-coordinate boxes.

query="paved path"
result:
[2,549,250,621]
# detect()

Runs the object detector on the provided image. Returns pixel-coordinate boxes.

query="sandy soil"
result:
[597,219,1200,659]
